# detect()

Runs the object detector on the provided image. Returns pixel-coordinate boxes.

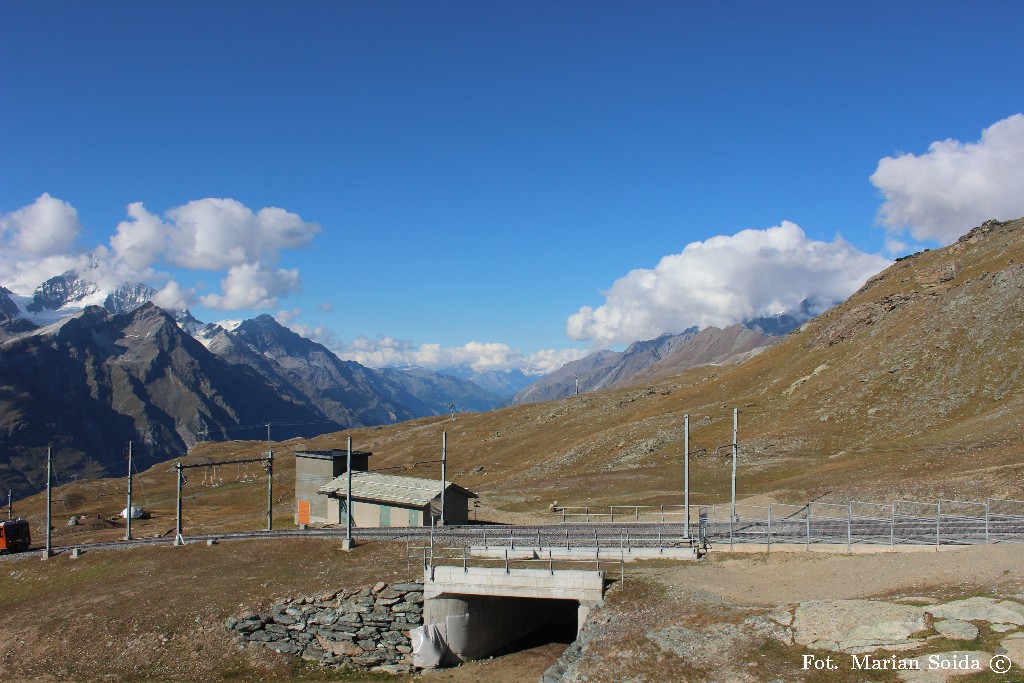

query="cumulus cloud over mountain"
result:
[0,195,318,311]
[0,193,92,291]
[871,114,1024,244]
[566,222,891,346]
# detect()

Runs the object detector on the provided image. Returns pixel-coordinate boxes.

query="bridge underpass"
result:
[422,564,607,662]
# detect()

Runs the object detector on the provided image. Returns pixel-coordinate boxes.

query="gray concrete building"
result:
[318,471,477,527]
[294,449,371,525]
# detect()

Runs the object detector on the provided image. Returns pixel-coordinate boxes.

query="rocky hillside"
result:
[0,304,339,499]
[512,324,775,404]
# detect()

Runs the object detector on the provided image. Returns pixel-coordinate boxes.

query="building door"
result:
[297,500,310,525]
[379,505,391,527]
[408,508,419,526]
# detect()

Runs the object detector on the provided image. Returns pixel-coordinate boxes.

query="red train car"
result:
[0,519,31,553]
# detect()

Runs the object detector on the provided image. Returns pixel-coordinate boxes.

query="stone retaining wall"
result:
[226,580,423,675]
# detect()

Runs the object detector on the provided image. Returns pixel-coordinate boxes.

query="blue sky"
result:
[2,2,1023,372]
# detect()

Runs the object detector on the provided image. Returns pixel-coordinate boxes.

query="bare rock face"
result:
[932,619,979,641]
[1002,633,1024,668]
[792,600,928,653]
[806,293,919,349]
[927,597,1024,626]
[915,261,962,288]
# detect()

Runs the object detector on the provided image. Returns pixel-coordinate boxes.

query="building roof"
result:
[318,471,477,507]
[295,449,372,461]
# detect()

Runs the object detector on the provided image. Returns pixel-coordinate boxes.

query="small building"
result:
[318,471,478,527]
[294,449,372,525]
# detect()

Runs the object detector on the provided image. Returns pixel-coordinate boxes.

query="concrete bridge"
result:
[422,564,607,662]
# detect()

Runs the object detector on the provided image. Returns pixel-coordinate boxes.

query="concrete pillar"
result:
[577,602,592,634]
[423,596,472,626]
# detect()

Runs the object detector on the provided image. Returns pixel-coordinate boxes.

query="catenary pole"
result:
[731,408,738,524]
[175,462,184,545]
[345,436,353,548]
[441,431,447,525]
[266,422,273,531]
[125,441,133,541]
[684,414,690,538]
[45,446,52,558]
[266,449,273,531]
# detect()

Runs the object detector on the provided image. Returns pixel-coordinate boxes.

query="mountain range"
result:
[511,324,780,404]
[0,274,520,498]
[0,266,811,499]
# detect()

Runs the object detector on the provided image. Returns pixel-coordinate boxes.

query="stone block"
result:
[934,619,980,641]
[234,619,263,633]
[322,639,363,657]
[247,631,275,642]
[269,641,302,655]
[302,646,326,661]
[353,653,385,667]
[391,583,423,592]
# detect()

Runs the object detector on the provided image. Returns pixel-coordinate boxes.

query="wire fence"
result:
[551,496,1024,549]
[697,497,1024,549]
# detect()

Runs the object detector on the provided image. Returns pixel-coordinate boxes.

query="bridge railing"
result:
[408,537,629,584]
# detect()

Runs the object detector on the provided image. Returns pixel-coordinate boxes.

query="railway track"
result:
[4,517,1021,560]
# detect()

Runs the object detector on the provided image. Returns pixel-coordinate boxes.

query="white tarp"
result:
[121,506,144,519]
[410,623,448,669]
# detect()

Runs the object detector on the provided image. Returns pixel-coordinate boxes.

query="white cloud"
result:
[0,194,318,312]
[0,193,82,258]
[318,302,335,313]
[151,280,196,311]
[871,114,1024,244]
[332,335,588,375]
[200,263,302,310]
[566,222,891,346]
[163,198,319,270]
[275,308,302,325]
[0,194,90,291]
[110,202,170,275]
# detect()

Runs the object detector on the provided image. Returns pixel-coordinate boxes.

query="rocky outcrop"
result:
[792,599,928,653]
[227,580,423,674]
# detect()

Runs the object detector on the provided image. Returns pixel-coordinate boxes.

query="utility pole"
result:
[342,436,354,551]
[266,451,274,532]
[684,414,690,538]
[440,431,447,526]
[125,441,133,541]
[266,423,273,531]
[731,407,738,551]
[7,490,12,520]
[45,446,52,558]
[575,375,579,398]
[174,462,184,545]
